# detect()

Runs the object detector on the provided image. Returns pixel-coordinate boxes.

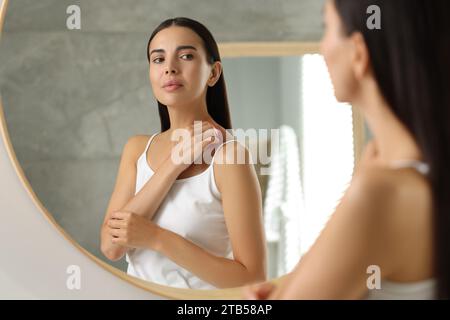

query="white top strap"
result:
[144,133,158,154]
[390,160,430,176]
[211,139,239,164]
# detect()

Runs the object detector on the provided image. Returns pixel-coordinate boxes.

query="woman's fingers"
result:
[188,130,217,151]
[192,133,216,159]
[108,227,123,238]
[108,218,125,229]
[200,136,215,150]
[203,128,218,139]
[243,282,275,300]
[172,122,223,168]
[243,285,258,300]
[110,210,130,220]
[194,128,215,146]
[191,125,215,142]
[256,282,275,299]
[111,237,125,246]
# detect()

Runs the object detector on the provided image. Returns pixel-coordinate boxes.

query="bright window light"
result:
[299,54,355,255]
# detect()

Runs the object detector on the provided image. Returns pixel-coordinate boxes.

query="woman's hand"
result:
[169,121,222,172]
[106,211,162,250]
[243,281,277,300]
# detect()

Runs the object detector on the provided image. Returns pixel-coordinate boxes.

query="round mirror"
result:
[0,0,365,299]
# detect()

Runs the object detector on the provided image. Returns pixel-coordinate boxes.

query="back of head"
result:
[334,0,450,299]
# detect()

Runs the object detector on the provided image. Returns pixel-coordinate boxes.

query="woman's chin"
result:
[159,94,199,109]
[159,99,190,109]
[333,90,350,104]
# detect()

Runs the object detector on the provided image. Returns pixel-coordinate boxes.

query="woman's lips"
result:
[163,84,183,92]
[163,80,183,92]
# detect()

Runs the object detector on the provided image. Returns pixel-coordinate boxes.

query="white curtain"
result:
[263,125,304,276]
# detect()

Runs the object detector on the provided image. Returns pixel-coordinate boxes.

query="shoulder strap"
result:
[144,133,158,154]
[211,139,240,165]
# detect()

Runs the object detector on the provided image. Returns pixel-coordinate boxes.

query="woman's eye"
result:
[180,53,193,60]
[152,57,164,64]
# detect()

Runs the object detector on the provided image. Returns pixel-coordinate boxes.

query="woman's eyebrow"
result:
[176,45,197,51]
[149,45,197,56]
[149,48,164,56]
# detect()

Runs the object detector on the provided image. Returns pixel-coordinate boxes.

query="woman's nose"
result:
[165,62,178,75]
[165,68,177,75]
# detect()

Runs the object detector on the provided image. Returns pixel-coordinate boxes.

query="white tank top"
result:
[365,160,437,299]
[126,134,234,289]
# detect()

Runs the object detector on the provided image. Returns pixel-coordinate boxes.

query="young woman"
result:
[100,17,266,290]
[245,0,450,299]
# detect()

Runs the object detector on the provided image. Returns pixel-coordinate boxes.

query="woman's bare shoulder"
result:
[212,140,258,191]
[346,164,432,234]
[350,165,431,207]
[214,139,254,171]
[121,135,152,163]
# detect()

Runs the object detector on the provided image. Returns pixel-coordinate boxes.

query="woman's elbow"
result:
[100,239,124,261]
[102,250,118,262]
[101,246,124,261]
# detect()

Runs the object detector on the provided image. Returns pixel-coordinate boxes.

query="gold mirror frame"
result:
[0,0,364,299]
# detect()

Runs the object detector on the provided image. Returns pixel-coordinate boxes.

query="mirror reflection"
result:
[0,2,356,290]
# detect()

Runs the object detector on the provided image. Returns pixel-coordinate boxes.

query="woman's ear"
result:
[350,32,370,80]
[208,61,222,87]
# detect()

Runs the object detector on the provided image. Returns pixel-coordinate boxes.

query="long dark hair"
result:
[146,17,232,132]
[334,0,450,299]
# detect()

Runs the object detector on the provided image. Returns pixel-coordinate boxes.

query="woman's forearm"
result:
[101,158,182,261]
[122,158,182,219]
[154,228,266,288]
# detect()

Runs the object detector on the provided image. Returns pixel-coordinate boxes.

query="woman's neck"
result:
[355,81,422,165]
[165,100,214,135]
